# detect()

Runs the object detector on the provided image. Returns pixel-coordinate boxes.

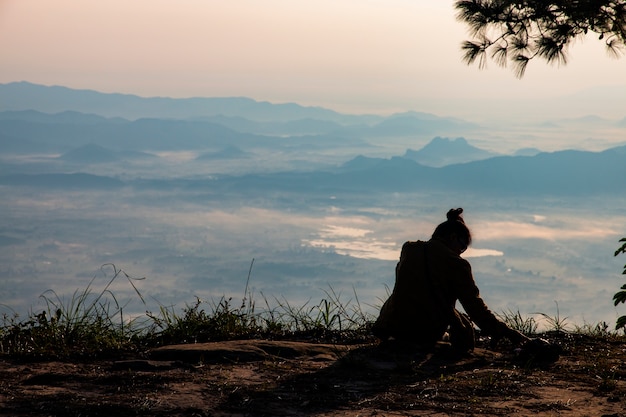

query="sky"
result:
[1,0,625,120]
[0,0,625,327]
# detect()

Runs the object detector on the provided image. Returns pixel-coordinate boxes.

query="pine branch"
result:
[454,0,626,76]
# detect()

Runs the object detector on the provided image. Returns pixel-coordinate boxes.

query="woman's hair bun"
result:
[446,208,465,223]
[432,207,471,243]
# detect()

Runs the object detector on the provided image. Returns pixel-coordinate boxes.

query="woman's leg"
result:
[448,309,475,352]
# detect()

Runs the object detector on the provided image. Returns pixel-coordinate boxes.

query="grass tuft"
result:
[2,265,624,360]
[1,265,376,358]
[0,264,147,359]
[497,309,539,335]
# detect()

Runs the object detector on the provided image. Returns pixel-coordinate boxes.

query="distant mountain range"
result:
[0,82,480,140]
[0,109,522,166]
[345,144,625,194]
[0,110,286,152]
[1,81,625,197]
[0,81,376,124]
[3,82,625,148]
[2,143,624,196]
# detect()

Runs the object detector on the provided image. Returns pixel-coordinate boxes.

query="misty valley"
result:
[1,82,625,329]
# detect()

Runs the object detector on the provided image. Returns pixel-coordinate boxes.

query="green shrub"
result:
[613,238,626,332]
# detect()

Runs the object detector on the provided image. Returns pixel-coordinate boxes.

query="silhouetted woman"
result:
[372,208,529,353]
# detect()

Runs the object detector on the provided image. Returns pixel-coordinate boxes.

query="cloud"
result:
[464,248,504,258]
[475,220,619,241]
[317,225,371,239]
[301,219,399,260]
[303,237,399,261]
[302,219,506,261]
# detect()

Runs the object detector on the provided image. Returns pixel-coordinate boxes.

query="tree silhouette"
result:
[454,0,626,77]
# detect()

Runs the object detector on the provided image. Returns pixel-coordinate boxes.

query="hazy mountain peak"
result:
[402,136,497,167]
[514,147,542,157]
[59,143,118,163]
[196,145,251,160]
[387,111,440,120]
[339,155,384,171]
[430,136,468,146]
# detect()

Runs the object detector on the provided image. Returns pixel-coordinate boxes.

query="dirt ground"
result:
[1,334,625,417]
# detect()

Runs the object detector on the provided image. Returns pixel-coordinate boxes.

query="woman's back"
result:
[372,240,454,345]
